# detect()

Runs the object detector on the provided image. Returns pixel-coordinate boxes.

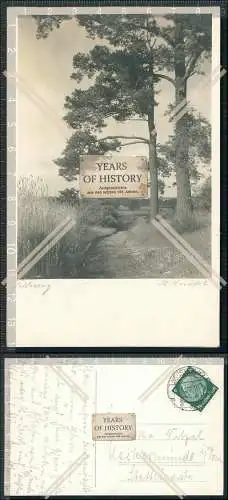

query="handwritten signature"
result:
[17,281,50,295]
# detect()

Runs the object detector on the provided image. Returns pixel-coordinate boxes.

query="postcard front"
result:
[6,5,221,347]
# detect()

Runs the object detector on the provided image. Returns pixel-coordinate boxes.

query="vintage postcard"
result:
[6,5,222,346]
[4,357,224,495]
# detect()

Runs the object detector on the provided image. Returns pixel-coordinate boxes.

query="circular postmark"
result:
[167,366,213,411]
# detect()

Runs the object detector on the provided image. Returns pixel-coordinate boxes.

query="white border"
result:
[6,6,221,347]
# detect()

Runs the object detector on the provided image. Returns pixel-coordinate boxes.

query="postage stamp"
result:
[167,366,218,411]
[92,412,136,441]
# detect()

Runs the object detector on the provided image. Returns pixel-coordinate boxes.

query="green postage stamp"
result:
[168,366,218,411]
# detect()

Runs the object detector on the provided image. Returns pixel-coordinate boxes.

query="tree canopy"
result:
[34,13,211,220]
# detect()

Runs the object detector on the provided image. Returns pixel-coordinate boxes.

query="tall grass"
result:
[17,175,123,278]
[17,175,78,277]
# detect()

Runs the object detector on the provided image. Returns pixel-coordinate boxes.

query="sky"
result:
[17,15,211,197]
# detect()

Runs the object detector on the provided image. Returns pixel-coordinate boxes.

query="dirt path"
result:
[87,218,210,279]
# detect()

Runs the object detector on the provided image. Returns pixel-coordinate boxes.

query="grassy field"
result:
[85,211,211,279]
[17,176,211,279]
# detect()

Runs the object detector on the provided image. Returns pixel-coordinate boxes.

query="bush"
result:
[200,176,211,210]
[193,176,211,210]
[58,187,80,206]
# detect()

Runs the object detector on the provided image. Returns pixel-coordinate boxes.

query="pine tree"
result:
[159,14,211,227]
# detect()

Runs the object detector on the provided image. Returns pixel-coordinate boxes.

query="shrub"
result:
[58,187,80,206]
[198,176,211,210]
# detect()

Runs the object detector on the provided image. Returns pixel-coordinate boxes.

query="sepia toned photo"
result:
[7,5,221,347]
[17,12,213,280]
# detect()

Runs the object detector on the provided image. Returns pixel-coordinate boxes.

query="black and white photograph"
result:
[17,11,213,280]
[8,5,220,348]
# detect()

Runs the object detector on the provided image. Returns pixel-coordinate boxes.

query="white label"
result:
[92,413,136,441]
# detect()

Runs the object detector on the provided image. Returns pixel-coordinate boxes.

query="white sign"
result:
[92,413,136,441]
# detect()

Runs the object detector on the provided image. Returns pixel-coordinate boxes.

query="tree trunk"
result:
[174,21,194,228]
[148,117,158,220]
